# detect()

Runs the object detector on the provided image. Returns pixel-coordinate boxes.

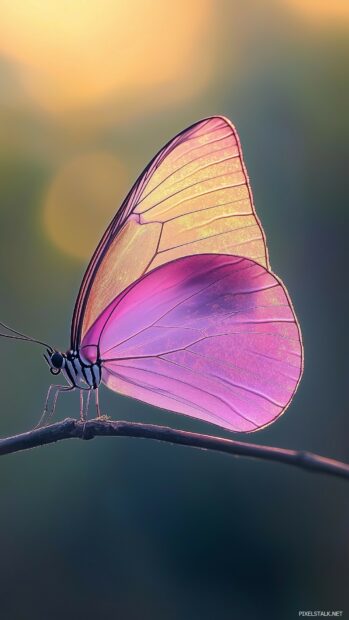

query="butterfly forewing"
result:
[71,117,269,349]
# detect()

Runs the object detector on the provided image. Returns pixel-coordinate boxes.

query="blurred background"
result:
[0,1,348,618]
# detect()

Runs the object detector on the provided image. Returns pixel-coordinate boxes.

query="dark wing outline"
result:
[70,116,269,350]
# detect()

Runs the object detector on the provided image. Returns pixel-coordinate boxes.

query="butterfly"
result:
[1,116,303,432]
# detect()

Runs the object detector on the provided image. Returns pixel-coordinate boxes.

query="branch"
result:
[0,417,348,481]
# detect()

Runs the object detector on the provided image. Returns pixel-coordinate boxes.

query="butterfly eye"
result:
[51,351,64,369]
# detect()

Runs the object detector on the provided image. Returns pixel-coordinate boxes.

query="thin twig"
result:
[0,417,348,481]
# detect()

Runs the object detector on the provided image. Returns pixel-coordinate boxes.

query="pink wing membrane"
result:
[81,254,302,433]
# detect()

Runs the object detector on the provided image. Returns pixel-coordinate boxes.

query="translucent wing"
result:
[81,255,303,433]
[71,116,268,349]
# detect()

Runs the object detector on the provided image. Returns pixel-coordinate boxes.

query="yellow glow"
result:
[0,0,213,112]
[284,0,349,23]
[81,218,162,336]
[43,152,128,260]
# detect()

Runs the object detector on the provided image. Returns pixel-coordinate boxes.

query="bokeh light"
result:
[284,0,349,23]
[43,152,128,260]
[0,0,214,113]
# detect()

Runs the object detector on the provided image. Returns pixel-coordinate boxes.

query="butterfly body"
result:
[47,349,102,390]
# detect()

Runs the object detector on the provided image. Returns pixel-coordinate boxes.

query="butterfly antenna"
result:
[0,321,53,350]
[0,320,36,339]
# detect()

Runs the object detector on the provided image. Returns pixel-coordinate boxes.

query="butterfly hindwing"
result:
[80,254,302,432]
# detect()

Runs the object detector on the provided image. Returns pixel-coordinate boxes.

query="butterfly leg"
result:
[85,389,92,419]
[36,384,74,428]
[95,388,102,419]
[35,383,64,428]
[79,389,92,421]
[79,390,84,422]
[47,385,75,424]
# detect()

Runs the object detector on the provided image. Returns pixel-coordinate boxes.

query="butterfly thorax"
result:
[48,349,101,389]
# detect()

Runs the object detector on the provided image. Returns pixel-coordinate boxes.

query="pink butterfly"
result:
[3,117,303,432]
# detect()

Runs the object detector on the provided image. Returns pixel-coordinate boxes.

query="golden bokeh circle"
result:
[284,0,349,23]
[43,152,128,260]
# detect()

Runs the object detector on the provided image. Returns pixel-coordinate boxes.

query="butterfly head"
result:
[44,348,65,375]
